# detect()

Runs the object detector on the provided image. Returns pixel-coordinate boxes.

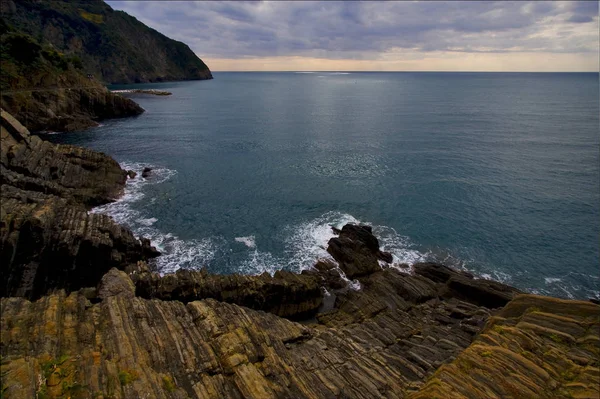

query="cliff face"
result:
[1,0,213,84]
[0,24,144,132]
[0,109,158,299]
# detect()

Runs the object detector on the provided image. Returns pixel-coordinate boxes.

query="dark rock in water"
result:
[140,237,161,258]
[590,298,600,305]
[326,224,392,278]
[141,167,152,178]
[0,109,157,299]
[1,109,127,206]
[127,170,137,179]
[379,250,393,263]
[97,268,136,299]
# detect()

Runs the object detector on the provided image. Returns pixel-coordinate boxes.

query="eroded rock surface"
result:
[1,108,592,399]
[410,295,600,399]
[130,263,323,319]
[3,274,592,399]
[0,109,158,299]
[0,221,526,398]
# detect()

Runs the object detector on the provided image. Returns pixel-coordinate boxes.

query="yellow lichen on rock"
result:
[410,294,600,399]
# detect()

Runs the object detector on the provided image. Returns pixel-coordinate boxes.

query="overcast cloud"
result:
[106,1,599,71]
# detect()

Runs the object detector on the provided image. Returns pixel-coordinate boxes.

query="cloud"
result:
[106,1,599,70]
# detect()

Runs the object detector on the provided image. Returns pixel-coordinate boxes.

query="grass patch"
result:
[162,375,176,392]
[40,354,70,378]
[79,10,104,24]
[118,369,139,386]
[480,351,493,358]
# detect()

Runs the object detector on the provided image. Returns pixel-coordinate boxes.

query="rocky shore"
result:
[1,86,144,133]
[111,89,172,96]
[1,109,598,398]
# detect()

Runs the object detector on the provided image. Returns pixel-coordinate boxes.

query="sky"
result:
[106,1,600,72]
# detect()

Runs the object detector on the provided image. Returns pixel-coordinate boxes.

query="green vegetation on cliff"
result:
[1,21,85,91]
[0,15,144,132]
[1,0,212,84]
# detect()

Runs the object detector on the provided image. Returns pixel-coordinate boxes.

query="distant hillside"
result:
[1,0,212,84]
[0,18,143,132]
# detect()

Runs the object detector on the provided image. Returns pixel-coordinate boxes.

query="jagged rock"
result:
[98,268,136,299]
[414,262,464,283]
[1,109,158,299]
[410,295,600,399]
[414,262,521,308]
[0,187,157,299]
[327,224,391,278]
[1,108,127,206]
[127,170,137,179]
[141,167,152,178]
[130,262,323,319]
[0,286,493,399]
[1,87,144,133]
[140,237,161,258]
[310,259,348,289]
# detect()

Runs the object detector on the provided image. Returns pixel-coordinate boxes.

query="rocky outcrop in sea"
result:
[1,86,144,133]
[0,109,598,398]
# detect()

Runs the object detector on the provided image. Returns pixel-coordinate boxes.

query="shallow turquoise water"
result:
[45,72,600,299]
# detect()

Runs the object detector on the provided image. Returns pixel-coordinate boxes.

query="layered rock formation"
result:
[130,263,323,320]
[0,109,158,299]
[410,295,600,399]
[2,264,597,398]
[2,110,598,398]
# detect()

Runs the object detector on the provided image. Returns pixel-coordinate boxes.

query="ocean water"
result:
[44,72,600,300]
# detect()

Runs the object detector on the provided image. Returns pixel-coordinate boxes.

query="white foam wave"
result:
[137,217,157,226]
[238,249,283,276]
[235,236,256,248]
[90,162,217,274]
[150,234,218,275]
[281,211,428,278]
[544,277,562,284]
[284,211,360,272]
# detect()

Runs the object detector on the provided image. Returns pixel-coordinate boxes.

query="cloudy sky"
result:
[106,1,599,72]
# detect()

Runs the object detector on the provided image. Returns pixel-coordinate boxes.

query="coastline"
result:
[1,108,598,398]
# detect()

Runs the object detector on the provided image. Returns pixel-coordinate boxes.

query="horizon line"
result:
[210,70,599,73]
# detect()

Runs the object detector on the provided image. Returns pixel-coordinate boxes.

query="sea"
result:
[44,72,600,300]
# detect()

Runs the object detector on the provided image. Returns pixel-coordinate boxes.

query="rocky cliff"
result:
[1,231,597,398]
[0,21,144,132]
[0,109,158,299]
[1,110,599,398]
[1,0,213,84]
